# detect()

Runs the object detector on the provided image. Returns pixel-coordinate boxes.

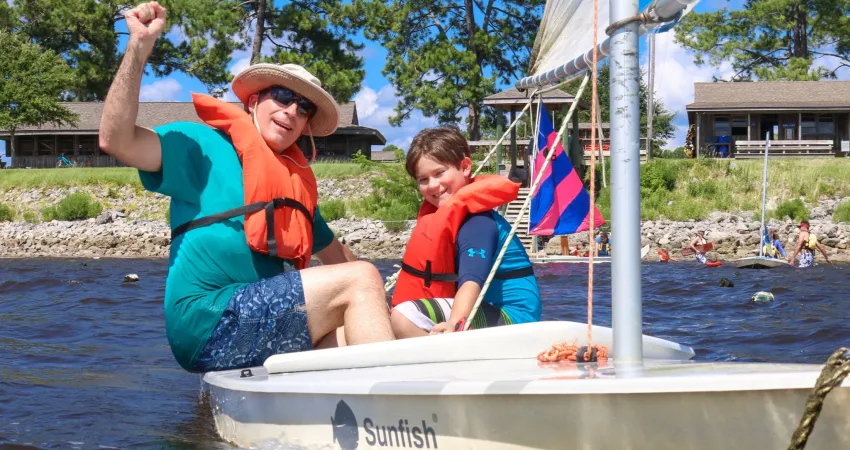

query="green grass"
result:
[0,162,376,189]
[0,168,143,188]
[589,158,850,221]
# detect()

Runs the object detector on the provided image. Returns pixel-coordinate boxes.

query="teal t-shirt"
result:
[456,212,541,324]
[139,121,334,371]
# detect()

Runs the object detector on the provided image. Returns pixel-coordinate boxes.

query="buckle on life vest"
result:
[171,197,314,254]
[401,261,459,287]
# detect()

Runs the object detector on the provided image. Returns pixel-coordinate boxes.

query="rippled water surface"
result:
[2,257,848,448]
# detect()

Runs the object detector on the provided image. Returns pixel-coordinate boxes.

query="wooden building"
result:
[686,81,850,158]
[1,101,385,168]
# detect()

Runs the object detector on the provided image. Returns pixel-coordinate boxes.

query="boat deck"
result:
[205,358,846,395]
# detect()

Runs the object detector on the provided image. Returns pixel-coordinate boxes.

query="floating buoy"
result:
[751,291,774,303]
[124,274,140,283]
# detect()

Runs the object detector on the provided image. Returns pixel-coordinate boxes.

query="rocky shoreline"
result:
[2,183,850,262]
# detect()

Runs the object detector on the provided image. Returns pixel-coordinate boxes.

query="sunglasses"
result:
[266,86,317,118]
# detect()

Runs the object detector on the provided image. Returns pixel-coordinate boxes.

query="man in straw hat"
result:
[99,1,394,373]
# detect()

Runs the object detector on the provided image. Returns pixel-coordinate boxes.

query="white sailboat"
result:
[203,0,849,448]
[733,133,793,269]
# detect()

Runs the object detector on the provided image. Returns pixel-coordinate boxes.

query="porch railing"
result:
[733,140,835,159]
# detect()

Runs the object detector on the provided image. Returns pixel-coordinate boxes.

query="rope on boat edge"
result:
[787,347,850,450]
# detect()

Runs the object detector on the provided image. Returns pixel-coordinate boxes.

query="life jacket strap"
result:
[400,262,534,288]
[401,261,458,287]
[171,197,314,256]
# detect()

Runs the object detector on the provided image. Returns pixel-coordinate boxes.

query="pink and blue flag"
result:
[529,104,605,235]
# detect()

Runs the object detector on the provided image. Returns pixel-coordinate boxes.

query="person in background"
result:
[788,221,831,267]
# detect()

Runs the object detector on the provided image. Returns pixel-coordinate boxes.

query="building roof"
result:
[686,81,850,111]
[1,100,369,135]
[484,87,586,109]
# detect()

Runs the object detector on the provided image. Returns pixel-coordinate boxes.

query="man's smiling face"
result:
[247,88,310,153]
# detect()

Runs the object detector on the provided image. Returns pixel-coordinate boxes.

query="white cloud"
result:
[221,57,252,102]
[139,78,184,102]
[166,25,188,45]
[641,31,734,148]
[353,87,378,117]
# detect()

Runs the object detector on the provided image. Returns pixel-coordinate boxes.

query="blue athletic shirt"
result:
[138,121,334,371]
[456,211,542,324]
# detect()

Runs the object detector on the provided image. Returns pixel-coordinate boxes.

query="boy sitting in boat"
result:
[390,126,542,337]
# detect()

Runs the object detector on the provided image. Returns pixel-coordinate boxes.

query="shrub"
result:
[833,201,850,223]
[686,181,717,198]
[350,163,420,232]
[42,192,103,221]
[0,203,14,222]
[773,198,809,222]
[640,160,677,192]
[22,211,40,224]
[319,200,346,222]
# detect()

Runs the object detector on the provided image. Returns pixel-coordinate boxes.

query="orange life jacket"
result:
[170,93,317,270]
[391,175,521,307]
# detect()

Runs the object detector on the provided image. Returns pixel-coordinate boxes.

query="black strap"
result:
[171,197,314,254]
[401,262,534,287]
[493,265,535,280]
[401,261,458,287]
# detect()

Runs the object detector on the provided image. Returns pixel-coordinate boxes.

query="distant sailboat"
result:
[733,133,792,269]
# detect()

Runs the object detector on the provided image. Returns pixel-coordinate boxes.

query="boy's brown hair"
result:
[405,125,471,178]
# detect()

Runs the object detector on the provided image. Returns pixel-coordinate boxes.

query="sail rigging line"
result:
[646,29,656,161]
[582,0,601,362]
[530,93,545,258]
[595,94,608,188]
[463,74,592,331]
[472,75,581,179]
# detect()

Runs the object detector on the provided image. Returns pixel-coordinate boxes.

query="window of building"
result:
[801,114,834,140]
[38,138,54,156]
[17,137,35,156]
[58,136,75,155]
[77,136,97,156]
[801,114,817,138]
[818,115,833,135]
[714,116,731,136]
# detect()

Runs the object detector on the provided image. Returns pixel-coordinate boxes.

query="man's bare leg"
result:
[316,327,347,349]
[391,310,428,339]
[301,261,394,347]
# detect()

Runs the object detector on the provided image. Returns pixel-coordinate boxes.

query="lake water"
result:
[1,257,848,449]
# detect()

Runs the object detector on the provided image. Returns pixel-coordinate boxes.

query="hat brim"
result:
[232,64,339,137]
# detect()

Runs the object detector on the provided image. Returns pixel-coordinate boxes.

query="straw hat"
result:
[231,63,340,137]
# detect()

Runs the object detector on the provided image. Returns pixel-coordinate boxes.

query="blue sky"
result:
[3,0,848,166]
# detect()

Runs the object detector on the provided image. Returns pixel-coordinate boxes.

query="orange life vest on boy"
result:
[169,93,317,270]
[391,175,520,306]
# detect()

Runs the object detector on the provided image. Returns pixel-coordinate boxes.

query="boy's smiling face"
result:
[414,155,472,208]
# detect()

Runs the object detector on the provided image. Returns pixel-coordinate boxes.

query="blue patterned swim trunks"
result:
[192,270,313,372]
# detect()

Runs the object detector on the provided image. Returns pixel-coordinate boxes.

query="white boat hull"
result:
[203,322,848,449]
[733,256,793,269]
[204,359,850,450]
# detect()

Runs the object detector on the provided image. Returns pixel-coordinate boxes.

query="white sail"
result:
[520,0,701,89]
[527,0,610,78]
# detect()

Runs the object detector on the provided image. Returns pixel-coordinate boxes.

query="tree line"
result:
[2,0,847,162]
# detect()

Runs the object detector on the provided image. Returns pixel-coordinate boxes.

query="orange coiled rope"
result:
[538,340,609,362]
[538,0,609,364]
